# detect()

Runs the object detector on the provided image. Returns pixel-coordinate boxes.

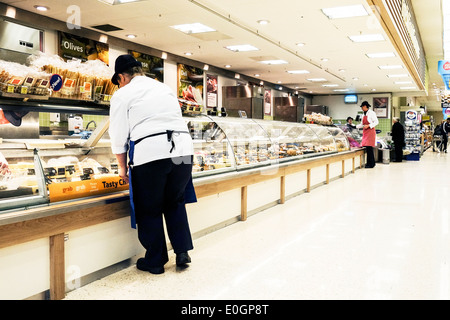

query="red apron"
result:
[361,115,376,147]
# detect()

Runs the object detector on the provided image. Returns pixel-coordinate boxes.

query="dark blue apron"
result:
[127,131,197,229]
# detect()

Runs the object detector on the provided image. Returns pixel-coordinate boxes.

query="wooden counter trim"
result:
[194,150,364,198]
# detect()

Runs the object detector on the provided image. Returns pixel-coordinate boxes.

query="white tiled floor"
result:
[64,150,450,300]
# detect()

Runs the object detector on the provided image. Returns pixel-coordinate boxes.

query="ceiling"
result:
[0,0,445,111]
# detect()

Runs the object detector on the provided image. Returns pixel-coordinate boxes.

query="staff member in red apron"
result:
[357,101,379,168]
[109,54,195,274]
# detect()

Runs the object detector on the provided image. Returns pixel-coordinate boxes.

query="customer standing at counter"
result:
[357,101,379,168]
[109,54,195,274]
[442,117,450,153]
[391,117,405,162]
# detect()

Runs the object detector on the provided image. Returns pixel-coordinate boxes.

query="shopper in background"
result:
[109,54,195,275]
[357,101,379,168]
[346,116,357,132]
[442,118,450,153]
[391,117,405,162]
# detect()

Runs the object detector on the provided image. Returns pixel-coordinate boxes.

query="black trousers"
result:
[394,142,403,162]
[365,146,375,168]
[131,156,194,267]
[443,134,448,151]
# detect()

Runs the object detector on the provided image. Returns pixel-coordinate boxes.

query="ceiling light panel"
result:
[378,65,403,70]
[322,4,369,19]
[349,34,385,42]
[366,52,396,58]
[287,70,310,74]
[225,44,259,52]
[171,23,216,34]
[259,60,288,65]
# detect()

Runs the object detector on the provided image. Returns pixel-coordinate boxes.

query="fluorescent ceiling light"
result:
[349,34,385,42]
[333,89,350,92]
[171,23,216,34]
[322,4,369,19]
[378,65,403,70]
[366,52,396,58]
[98,0,143,4]
[394,81,412,84]
[400,87,416,90]
[259,60,288,65]
[322,84,339,87]
[287,70,310,74]
[307,78,327,82]
[387,74,408,78]
[225,44,259,52]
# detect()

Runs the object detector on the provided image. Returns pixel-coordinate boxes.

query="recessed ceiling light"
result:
[387,74,408,78]
[349,34,385,42]
[259,60,288,65]
[307,78,327,82]
[34,5,49,11]
[184,52,193,56]
[257,20,270,25]
[296,43,305,47]
[352,77,359,81]
[171,23,216,34]
[366,52,396,58]
[378,65,403,70]
[254,74,260,77]
[339,69,346,72]
[126,34,137,39]
[225,44,259,52]
[321,58,329,62]
[224,65,231,68]
[161,52,168,59]
[322,4,369,19]
[287,70,310,74]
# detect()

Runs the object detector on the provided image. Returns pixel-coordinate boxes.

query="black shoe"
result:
[176,252,191,266]
[136,258,164,274]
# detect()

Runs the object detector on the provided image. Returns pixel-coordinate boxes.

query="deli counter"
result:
[0,110,350,213]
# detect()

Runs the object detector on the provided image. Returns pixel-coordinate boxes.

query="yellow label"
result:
[20,86,28,94]
[7,84,14,93]
[48,176,128,202]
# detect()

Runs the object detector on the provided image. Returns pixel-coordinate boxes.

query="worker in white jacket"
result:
[357,101,379,168]
[109,54,195,275]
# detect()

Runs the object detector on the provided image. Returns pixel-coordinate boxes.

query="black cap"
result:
[346,116,353,121]
[3,110,29,127]
[360,101,371,108]
[111,54,142,86]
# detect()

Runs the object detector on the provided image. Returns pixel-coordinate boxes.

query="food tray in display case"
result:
[325,126,350,152]
[253,120,336,162]
[210,117,275,171]
[186,115,236,177]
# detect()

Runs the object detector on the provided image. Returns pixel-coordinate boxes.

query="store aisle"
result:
[64,151,450,300]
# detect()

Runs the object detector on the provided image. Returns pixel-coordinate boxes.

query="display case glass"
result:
[326,126,351,152]
[0,104,350,212]
[185,115,236,177]
[210,116,275,170]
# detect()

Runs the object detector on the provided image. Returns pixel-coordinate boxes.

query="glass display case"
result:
[0,105,350,212]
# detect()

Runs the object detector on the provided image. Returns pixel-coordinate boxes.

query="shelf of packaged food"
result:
[0,97,109,115]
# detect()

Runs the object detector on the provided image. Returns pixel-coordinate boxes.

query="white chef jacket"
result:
[109,76,193,166]
[356,109,379,129]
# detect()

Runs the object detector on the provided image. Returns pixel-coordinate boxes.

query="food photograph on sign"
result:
[177,63,204,105]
